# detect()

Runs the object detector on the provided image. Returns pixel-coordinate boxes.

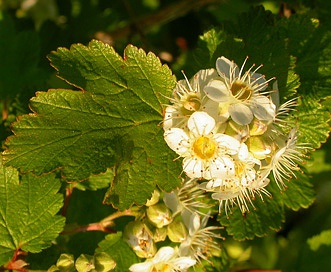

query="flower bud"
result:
[94,252,116,271]
[246,136,274,160]
[153,226,168,242]
[145,190,160,206]
[146,203,172,228]
[75,254,94,272]
[123,221,156,258]
[224,120,249,142]
[56,254,75,272]
[167,220,187,243]
[249,119,268,136]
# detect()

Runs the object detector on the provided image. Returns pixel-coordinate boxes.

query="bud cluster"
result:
[125,179,222,271]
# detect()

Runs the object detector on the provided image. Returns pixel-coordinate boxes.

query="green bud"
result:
[56,254,75,272]
[145,189,160,206]
[48,265,60,272]
[249,119,268,136]
[225,120,249,141]
[246,136,274,160]
[94,252,116,272]
[75,254,95,272]
[167,220,187,243]
[146,203,172,228]
[123,221,156,258]
[152,226,167,242]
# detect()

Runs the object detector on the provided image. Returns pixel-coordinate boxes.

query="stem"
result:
[104,0,222,41]
[61,208,139,235]
[61,185,74,216]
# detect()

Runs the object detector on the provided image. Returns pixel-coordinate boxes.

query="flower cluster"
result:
[163,56,309,215]
[126,56,309,272]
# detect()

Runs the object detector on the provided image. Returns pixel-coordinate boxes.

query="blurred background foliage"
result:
[0,0,330,271]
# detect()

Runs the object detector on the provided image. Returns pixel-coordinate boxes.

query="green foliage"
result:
[0,163,65,265]
[0,1,330,271]
[3,41,182,209]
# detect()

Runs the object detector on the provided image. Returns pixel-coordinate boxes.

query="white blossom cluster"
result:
[163,56,309,215]
[126,56,309,272]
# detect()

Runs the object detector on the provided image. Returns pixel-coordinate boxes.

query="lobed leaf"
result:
[276,172,316,211]
[3,41,181,209]
[0,165,65,265]
[219,192,284,241]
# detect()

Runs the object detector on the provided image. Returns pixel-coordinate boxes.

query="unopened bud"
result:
[225,120,249,142]
[246,136,274,160]
[56,254,75,272]
[146,203,172,228]
[123,221,156,258]
[75,254,94,272]
[167,220,187,243]
[249,119,268,136]
[94,252,116,271]
[153,226,168,242]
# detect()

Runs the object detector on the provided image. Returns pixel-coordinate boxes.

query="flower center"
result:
[231,81,252,101]
[152,264,170,272]
[180,93,201,115]
[193,136,216,160]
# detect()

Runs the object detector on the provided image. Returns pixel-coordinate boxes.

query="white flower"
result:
[200,142,271,215]
[129,246,196,272]
[163,69,220,130]
[164,111,240,180]
[204,56,276,125]
[203,177,271,216]
[179,211,222,263]
[262,128,310,189]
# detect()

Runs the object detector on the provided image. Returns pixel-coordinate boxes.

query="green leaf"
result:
[307,229,331,251]
[95,232,139,272]
[296,98,331,148]
[0,166,65,265]
[277,171,316,211]
[219,190,284,241]
[3,40,181,210]
[74,168,114,191]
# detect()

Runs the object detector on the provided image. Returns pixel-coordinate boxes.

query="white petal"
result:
[163,106,178,130]
[202,97,220,121]
[229,103,253,125]
[251,73,268,91]
[251,95,276,121]
[164,128,190,155]
[205,156,235,180]
[188,111,215,136]
[172,257,197,270]
[204,79,230,103]
[216,56,239,79]
[191,68,218,91]
[163,191,181,214]
[238,143,249,161]
[129,261,153,272]
[270,81,280,109]
[214,134,241,154]
[154,246,176,262]
[183,158,203,179]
